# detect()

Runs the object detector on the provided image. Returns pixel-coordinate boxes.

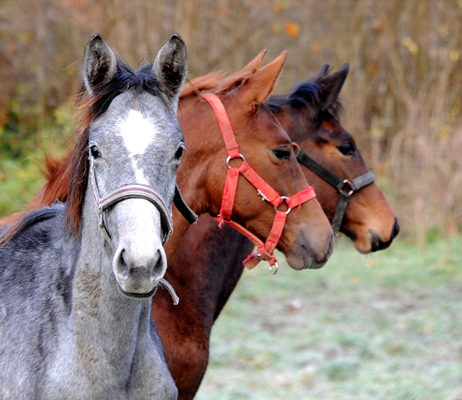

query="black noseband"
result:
[296,150,375,232]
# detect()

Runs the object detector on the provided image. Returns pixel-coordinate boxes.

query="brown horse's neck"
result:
[152,215,253,399]
[164,208,198,260]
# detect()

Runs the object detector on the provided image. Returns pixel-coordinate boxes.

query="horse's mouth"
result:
[116,283,158,299]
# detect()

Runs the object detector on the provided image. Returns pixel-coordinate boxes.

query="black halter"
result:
[173,184,198,225]
[296,150,375,233]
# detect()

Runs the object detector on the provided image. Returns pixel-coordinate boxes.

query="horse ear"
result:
[153,34,188,112]
[240,49,267,76]
[83,34,117,95]
[218,49,267,91]
[238,50,287,107]
[316,62,349,111]
[308,64,330,82]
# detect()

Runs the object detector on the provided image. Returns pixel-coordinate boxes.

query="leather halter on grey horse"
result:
[89,156,181,304]
[89,156,173,247]
[89,157,197,244]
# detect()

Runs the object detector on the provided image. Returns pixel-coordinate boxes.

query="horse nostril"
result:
[113,241,167,292]
[151,249,166,279]
[115,249,129,277]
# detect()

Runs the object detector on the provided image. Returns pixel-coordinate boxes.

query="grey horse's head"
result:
[81,34,187,297]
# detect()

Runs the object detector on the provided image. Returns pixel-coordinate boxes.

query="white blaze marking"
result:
[119,110,158,183]
[120,110,157,156]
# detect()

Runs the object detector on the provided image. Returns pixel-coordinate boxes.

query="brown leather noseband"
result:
[89,156,173,248]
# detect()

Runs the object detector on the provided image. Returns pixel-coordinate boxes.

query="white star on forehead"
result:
[119,110,157,156]
[119,109,159,184]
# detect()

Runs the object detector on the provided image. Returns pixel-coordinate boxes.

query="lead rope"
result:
[158,279,180,305]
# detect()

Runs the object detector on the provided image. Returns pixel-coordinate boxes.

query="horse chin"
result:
[345,217,400,254]
[352,218,400,254]
[284,237,334,270]
[352,240,371,254]
[340,227,373,253]
[353,231,394,254]
[116,282,159,299]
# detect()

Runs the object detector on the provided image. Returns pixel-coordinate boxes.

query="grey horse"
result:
[0,33,187,399]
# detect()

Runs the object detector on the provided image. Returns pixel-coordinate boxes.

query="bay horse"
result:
[152,58,399,399]
[268,62,400,253]
[0,34,188,399]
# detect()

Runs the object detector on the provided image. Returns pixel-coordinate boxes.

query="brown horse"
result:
[152,61,399,399]
[268,62,399,253]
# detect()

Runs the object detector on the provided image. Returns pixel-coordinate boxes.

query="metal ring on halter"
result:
[339,179,354,196]
[226,153,246,169]
[269,262,279,275]
[274,196,292,215]
[254,253,278,275]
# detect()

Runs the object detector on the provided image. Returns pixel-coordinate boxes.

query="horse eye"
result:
[90,145,101,159]
[338,143,355,156]
[272,147,291,160]
[174,144,186,160]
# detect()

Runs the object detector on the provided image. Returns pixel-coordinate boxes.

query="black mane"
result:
[267,80,343,120]
[80,58,167,119]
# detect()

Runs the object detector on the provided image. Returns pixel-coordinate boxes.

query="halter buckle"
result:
[98,207,104,229]
[257,189,269,202]
[253,253,279,274]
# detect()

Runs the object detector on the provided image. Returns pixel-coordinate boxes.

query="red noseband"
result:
[202,93,316,274]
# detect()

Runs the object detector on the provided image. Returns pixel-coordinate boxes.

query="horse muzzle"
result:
[369,217,400,252]
[113,244,167,299]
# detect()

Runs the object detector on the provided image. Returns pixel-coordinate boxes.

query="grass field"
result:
[196,236,462,400]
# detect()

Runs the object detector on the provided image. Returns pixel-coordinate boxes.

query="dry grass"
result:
[196,236,462,399]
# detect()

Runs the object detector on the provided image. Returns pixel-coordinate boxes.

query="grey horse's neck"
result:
[59,194,158,396]
[4,193,177,399]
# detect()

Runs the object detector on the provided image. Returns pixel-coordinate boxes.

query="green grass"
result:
[0,156,46,217]
[196,236,462,400]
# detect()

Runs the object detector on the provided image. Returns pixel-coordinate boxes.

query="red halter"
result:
[202,93,316,274]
